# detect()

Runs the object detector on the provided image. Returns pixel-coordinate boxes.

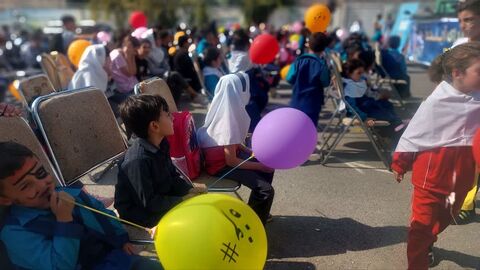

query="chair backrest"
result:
[40,53,62,91]
[51,52,75,90]
[18,74,56,107]
[0,117,62,185]
[134,77,178,112]
[32,87,127,185]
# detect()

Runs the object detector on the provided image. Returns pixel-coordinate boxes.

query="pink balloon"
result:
[131,27,148,39]
[96,31,111,43]
[279,48,289,63]
[290,40,299,50]
[252,108,317,169]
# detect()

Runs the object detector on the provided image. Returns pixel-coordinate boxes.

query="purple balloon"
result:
[252,108,317,169]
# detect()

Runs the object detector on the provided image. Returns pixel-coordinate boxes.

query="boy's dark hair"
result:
[61,15,75,25]
[308,32,328,53]
[0,142,35,188]
[139,39,151,47]
[358,50,375,69]
[388,35,401,50]
[429,41,480,83]
[231,29,250,51]
[177,35,190,47]
[457,0,480,15]
[342,59,365,77]
[204,47,221,66]
[119,95,170,139]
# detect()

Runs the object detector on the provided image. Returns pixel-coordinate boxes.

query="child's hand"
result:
[50,191,75,222]
[366,118,376,127]
[189,183,208,194]
[149,226,157,239]
[122,243,137,255]
[393,170,404,183]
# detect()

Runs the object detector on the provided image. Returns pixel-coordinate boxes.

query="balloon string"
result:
[208,153,255,189]
[59,196,152,234]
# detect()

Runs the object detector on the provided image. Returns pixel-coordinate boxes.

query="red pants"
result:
[407,184,471,270]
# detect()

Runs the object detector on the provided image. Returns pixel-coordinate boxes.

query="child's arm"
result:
[224,144,273,173]
[344,96,368,120]
[1,192,82,270]
[391,152,416,183]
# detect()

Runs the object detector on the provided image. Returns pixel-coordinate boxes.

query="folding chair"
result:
[17,74,56,107]
[39,52,74,91]
[31,87,127,185]
[134,77,243,199]
[373,44,406,108]
[319,57,392,170]
[0,116,64,269]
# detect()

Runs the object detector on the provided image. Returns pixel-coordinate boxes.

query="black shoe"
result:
[428,245,435,267]
[266,214,273,223]
[451,209,476,225]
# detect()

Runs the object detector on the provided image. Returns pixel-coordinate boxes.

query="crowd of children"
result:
[1,1,480,269]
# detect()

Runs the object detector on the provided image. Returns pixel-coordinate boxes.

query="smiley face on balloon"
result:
[305,4,331,33]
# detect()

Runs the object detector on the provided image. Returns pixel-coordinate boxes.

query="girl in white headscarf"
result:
[197,72,275,224]
[391,42,480,270]
[69,44,110,93]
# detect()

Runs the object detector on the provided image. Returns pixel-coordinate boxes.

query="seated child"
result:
[287,32,331,126]
[341,59,405,142]
[115,95,206,228]
[380,35,411,98]
[197,73,275,225]
[202,47,225,100]
[0,141,162,270]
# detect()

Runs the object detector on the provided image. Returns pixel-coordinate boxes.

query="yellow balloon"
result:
[280,64,291,80]
[67,39,91,68]
[289,34,300,43]
[154,194,267,270]
[304,4,331,33]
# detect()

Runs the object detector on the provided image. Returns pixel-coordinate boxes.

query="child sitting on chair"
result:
[341,58,405,143]
[197,73,275,225]
[115,95,206,228]
[0,141,163,270]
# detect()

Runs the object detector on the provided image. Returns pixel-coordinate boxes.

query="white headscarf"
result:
[69,45,108,92]
[342,78,367,98]
[197,72,251,148]
[142,28,165,66]
[228,50,253,73]
[396,81,480,152]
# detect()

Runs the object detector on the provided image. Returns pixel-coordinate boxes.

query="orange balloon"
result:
[67,39,91,67]
[280,64,291,80]
[304,4,331,33]
[8,80,22,102]
[168,46,177,56]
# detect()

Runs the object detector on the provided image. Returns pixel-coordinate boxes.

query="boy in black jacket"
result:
[115,95,206,227]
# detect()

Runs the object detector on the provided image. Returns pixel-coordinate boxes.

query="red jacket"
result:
[391,146,475,195]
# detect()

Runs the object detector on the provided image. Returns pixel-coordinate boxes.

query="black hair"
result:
[457,0,480,16]
[308,32,328,53]
[119,95,170,139]
[177,35,190,47]
[358,50,375,69]
[204,47,221,66]
[388,35,401,50]
[123,35,140,48]
[61,15,75,25]
[231,29,250,51]
[139,39,152,46]
[159,30,170,40]
[0,142,35,187]
[342,58,365,77]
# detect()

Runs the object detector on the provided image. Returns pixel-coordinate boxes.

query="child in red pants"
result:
[391,42,480,270]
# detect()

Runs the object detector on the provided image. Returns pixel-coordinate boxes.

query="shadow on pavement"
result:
[264,260,316,270]
[433,247,480,269]
[266,216,406,259]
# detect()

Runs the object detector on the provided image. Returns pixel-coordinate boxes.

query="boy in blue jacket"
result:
[0,142,162,270]
[287,32,331,126]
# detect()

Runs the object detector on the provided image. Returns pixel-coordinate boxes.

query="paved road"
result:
[85,66,479,269]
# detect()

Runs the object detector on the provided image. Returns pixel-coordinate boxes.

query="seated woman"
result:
[341,59,405,144]
[202,47,225,100]
[197,73,275,225]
